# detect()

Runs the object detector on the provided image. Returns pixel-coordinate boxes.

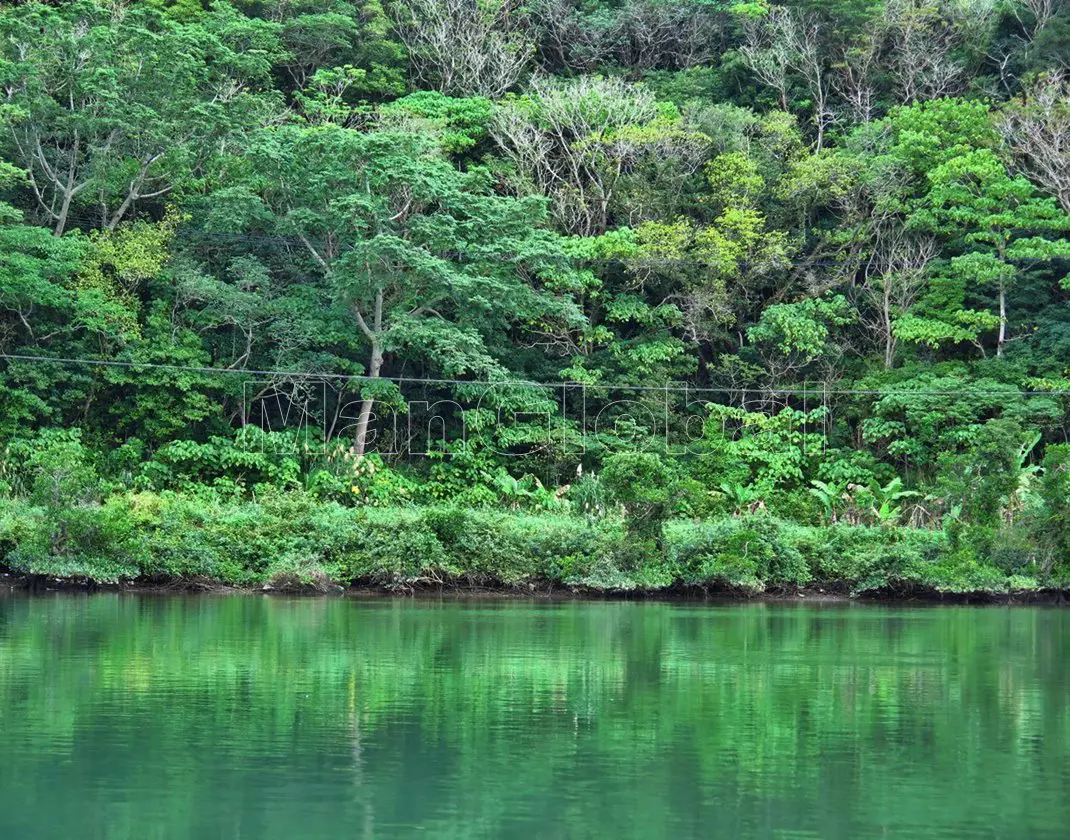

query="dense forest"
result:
[1,0,1070,594]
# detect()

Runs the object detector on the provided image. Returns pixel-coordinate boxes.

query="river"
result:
[0,594,1066,838]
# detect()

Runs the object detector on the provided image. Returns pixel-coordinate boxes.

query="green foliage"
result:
[934,419,1041,525]
[747,295,853,369]
[808,476,918,527]
[0,485,1053,595]
[139,429,303,497]
[1037,444,1070,574]
[601,452,673,543]
[859,369,1025,468]
[0,0,283,233]
[666,516,810,591]
[380,91,493,152]
[5,429,101,508]
[568,472,608,517]
[698,404,828,497]
[0,0,1068,598]
[888,99,997,177]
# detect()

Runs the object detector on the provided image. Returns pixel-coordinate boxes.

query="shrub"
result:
[1038,444,1070,574]
[0,488,1058,596]
[601,452,673,543]
[665,516,810,591]
[4,429,103,508]
[1,495,142,582]
[423,507,635,587]
[342,508,449,584]
[137,429,304,496]
[765,489,823,525]
[568,473,608,517]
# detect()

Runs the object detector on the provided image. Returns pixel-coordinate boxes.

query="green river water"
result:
[0,595,1067,839]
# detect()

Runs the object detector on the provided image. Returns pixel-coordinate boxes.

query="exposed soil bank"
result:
[3,572,1067,606]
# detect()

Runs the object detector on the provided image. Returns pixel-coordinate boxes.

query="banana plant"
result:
[719,482,765,516]
[495,472,560,512]
[865,477,920,527]
[1002,432,1042,526]
[808,479,849,524]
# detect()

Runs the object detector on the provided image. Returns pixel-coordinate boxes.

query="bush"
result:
[804,524,945,591]
[764,489,824,525]
[601,452,672,542]
[901,549,1020,594]
[0,495,142,582]
[422,506,636,587]
[568,473,608,517]
[342,508,449,584]
[0,489,1059,596]
[1038,444,1070,574]
[2,429,102,508]
[665,516,810,591]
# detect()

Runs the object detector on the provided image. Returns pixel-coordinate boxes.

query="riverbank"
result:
[3,573,1068,605]
[2,492,1067,600]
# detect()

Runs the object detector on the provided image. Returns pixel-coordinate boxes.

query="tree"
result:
[910,148,1070,356]
[747,295,854,394]
[999,72,1070,214]
[0,163,86,346]
[491,76,709,236]
[211,124,583,453]
[1037,443,1070,572]
[389,0,532,98]
[0,163,88,435]
[272,0,405,95]
[858,229,938,368]
[601,451,673,543]
[878,0,971,103]
[622,151,791,345]
[612,0,722,73]
[860,370,1026,474]
[1011,0,1065,42]
[533,0,725,75]
[741,6,834,150]
[699,403,828,499]
[0,1,282,234]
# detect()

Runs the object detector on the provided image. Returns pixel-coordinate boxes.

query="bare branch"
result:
[998,71,1070,213]
[390,0,533,98]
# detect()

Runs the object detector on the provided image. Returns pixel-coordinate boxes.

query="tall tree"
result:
[999,72,1070,214]
[208,125,583,453]
[389,0,532,97]
[911,148,1070,356]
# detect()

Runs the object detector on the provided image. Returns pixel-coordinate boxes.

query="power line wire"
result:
[3,353,1068,398]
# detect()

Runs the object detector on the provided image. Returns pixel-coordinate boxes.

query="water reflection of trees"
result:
[0,597,1066,838]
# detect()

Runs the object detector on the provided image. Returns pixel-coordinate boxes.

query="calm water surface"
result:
[0,595,1067,839]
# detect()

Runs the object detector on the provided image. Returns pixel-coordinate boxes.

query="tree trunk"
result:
[353,344,383,456]
[883,280,895,370]
[55,186,75,236]
[53,133,81,237]
[107,190,137,231]
[997,281,1007,357]
[353,288,385,457]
